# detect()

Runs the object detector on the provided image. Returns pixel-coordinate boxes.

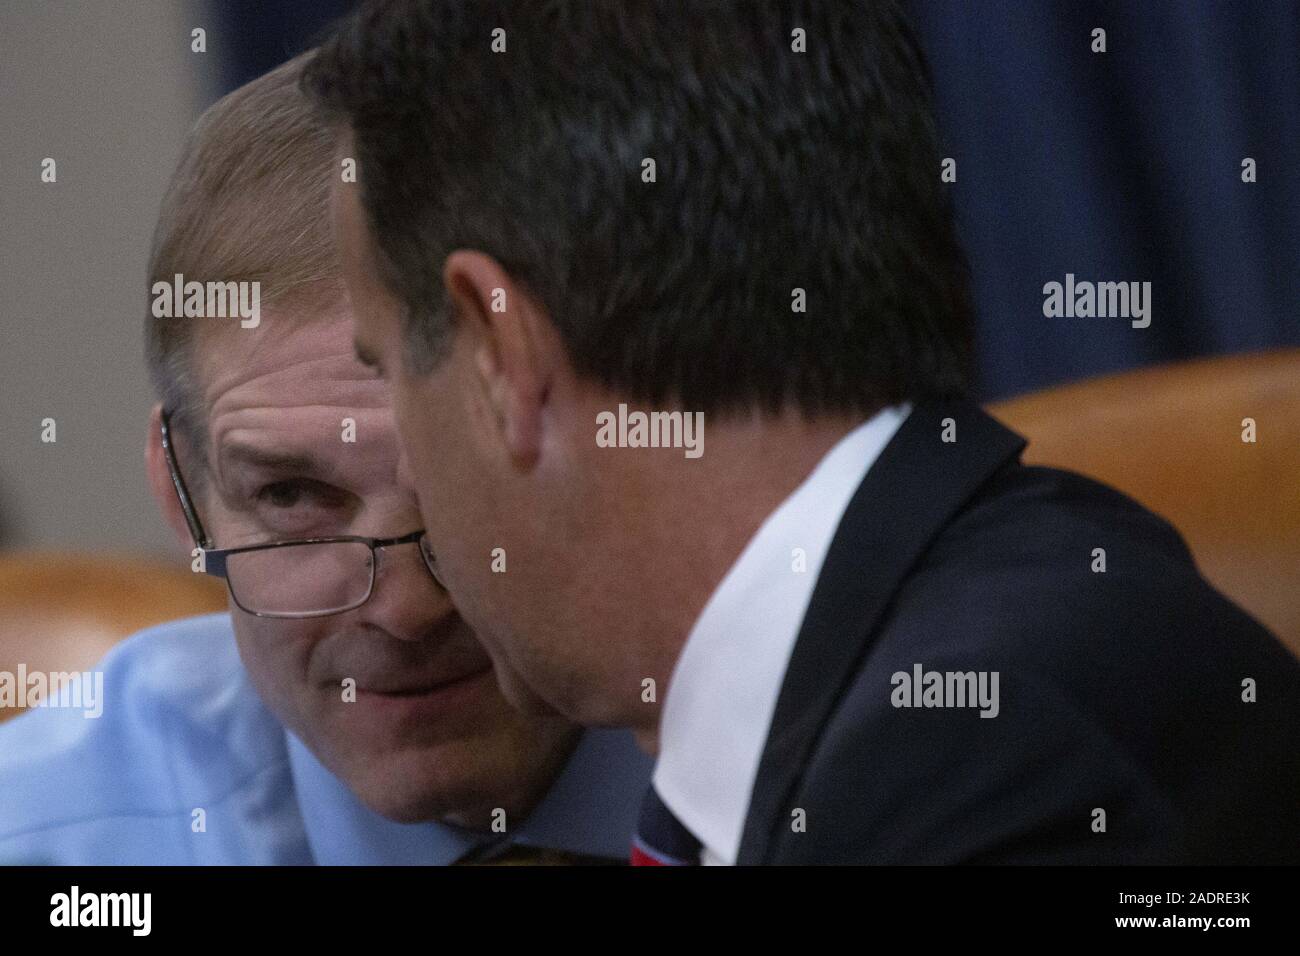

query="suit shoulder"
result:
[816,464,1300,861]
[939,462,1196,572]
[892,461,1285,665]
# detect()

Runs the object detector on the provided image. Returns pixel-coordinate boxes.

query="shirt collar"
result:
[652,404,911,864]
[287,727,651,865]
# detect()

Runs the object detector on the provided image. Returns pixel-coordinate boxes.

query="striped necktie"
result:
[631,786,702,866]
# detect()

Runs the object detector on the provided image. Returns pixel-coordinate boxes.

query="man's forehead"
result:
[195,309,376,403]
[191,312,394,463]
[331,169,402,339]
[210,398,396,487]
[330,164,369,266]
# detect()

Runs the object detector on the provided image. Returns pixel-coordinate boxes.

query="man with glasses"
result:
[0,54,649,865]
[160,409,436,621]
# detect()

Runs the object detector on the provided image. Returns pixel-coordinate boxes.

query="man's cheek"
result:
[397,389,449,488]
[390,378,424,447]
[236,617,318,698]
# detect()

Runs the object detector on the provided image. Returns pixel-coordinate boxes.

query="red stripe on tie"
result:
[630,843,667,866]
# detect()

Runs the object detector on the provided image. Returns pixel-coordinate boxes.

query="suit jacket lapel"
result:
[735,399,1027,864]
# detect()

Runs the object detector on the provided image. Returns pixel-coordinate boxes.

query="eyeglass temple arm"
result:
[159,408,213,551]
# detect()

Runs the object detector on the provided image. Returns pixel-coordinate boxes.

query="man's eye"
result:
[255,480,320,509]
[242,478,353,537]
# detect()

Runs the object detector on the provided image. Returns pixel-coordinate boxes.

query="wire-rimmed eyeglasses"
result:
[159,407,445,618]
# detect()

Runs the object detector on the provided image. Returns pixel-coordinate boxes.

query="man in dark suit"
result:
[735,398,1300,864]
[305,0,1300,863]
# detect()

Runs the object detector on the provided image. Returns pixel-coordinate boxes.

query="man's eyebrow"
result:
[220,442,328,477]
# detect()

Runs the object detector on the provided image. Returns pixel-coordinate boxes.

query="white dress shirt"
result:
[652,404,911,864]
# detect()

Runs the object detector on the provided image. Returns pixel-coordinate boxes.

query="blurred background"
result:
[0,2,1297,638]
[0,0,350,556]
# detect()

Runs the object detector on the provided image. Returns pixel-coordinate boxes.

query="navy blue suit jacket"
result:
[738,400,1300,864]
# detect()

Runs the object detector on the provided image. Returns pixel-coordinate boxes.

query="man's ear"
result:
[145,404,197,553]
[442,250,556,467]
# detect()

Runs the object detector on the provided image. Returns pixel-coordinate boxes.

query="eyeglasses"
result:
[159,408,446,618]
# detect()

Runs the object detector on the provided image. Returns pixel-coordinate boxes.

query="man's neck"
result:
[591,409,869,750]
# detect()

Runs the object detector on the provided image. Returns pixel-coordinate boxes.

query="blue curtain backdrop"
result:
[214,0,1300,401]
[909,0,1300,398]
[210,0,355,93]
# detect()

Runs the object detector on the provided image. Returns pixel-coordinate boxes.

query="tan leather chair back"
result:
[0,553,228,722]
[991,349,1300,656]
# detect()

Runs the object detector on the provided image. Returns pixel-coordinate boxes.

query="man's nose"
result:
[362,539,455,641]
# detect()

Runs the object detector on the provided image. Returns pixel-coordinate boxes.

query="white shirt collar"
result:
[652,404,911,864]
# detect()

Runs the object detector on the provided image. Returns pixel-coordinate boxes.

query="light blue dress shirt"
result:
[0,614,650,865]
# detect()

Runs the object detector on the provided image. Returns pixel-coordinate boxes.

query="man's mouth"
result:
[343,661,498,730]
[339,673,492,737]
[355,662,493,698]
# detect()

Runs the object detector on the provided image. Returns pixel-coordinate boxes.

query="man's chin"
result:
[341,743,508,825]
[355,785,475,826]
[494,667,563,717]
[329,714,578,827]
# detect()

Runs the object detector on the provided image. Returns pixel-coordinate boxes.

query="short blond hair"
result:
[145,51,340,452]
